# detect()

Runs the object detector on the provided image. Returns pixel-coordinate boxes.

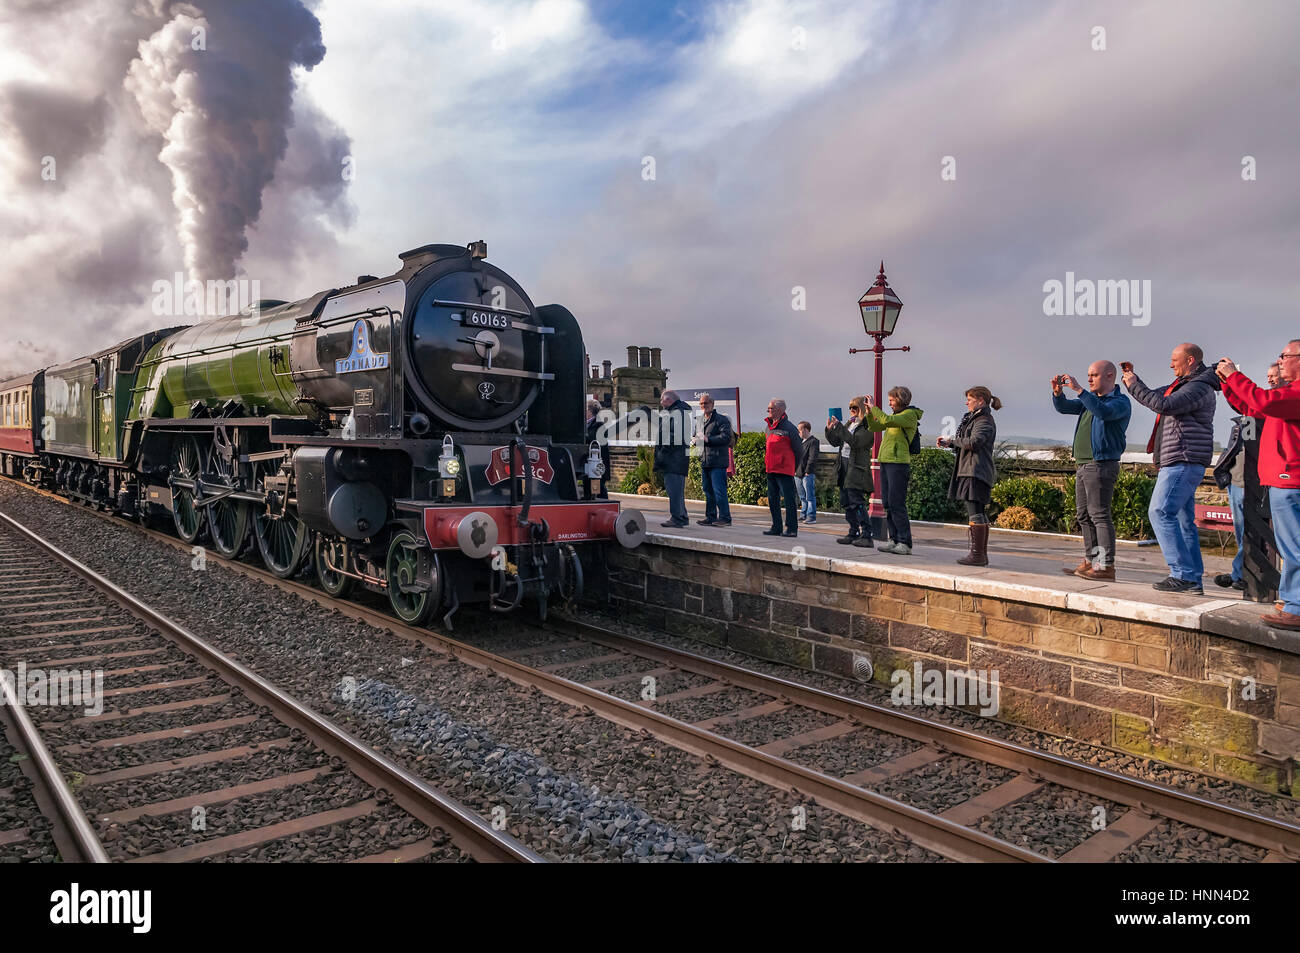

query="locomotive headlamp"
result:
[438,435,461,478]
[584,441,605,479]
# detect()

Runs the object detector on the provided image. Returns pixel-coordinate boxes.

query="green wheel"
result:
[170,436,206,544]
[386,531,436,625]
[251,459,310,578]
[207,498,250,558]
[314,534,355,598]
[255,508,310,578]
[172,488,203,543]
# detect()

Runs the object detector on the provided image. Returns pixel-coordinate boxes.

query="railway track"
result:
[0,511,541,863]
[3,475,1298,862]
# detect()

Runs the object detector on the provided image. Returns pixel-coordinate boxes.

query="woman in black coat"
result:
[936,385,1002,566]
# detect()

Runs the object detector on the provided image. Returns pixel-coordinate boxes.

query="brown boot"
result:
[1261,610,1300,631]
[1077,565,1115,581]
[1063,559,1090,575]
[956,521,989,566]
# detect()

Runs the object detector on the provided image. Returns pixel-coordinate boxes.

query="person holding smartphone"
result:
[936,386,1001,565]
[826,397,875,547]
[1218,345,1300,629]
[1122,344,1220,594]
[1052,362,1131,579]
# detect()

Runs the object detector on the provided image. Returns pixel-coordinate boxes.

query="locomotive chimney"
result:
[626,346,637,368]
[650,348,662,370]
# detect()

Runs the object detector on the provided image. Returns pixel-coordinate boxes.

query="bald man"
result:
[1052,361,1133,579]
[1123,343,1220,594]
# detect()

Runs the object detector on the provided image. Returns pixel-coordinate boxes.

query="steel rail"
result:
[8,475,1298,860]
[49,514,1045,862]
[0,675,110,863]
[544,616,1300,857]
[0,511,542,864]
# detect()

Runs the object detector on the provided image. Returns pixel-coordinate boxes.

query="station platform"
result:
[596,493,1300,791]
[612,493,1277,648]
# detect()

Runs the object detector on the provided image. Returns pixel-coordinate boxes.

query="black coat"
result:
[833,420,864,487]
[946,406,997,497]
[795,434,819,478]
[653,399,692,476]
[699,410,733,470]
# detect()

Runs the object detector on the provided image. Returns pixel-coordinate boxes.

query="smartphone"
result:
[1120,361,1133,372]
[828,407,842,421]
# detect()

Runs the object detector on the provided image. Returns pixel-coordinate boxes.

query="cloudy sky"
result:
[1,0,1297,442]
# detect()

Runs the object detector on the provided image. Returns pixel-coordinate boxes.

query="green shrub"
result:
[618,446,662,494]
[906,448,965,522]
[816,481,841,513]
[995,506,1038,531]
[990,477,1065,528]
[686,455,704,500]
[1112,471,1155,539]
[727,431,768,504]
[1062,474,1077,532]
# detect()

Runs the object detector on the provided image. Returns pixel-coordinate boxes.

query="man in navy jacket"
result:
[1053,360,1132,579]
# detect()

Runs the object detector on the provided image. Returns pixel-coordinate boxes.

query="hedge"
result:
[617,446,662,494]
[906,449,965,522]
[990,477,1065,529]
[1112,471,1156,539]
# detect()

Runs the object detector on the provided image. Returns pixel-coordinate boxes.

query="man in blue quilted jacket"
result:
[1123,343,1220,594]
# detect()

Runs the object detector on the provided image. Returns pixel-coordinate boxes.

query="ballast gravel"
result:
[0,484,933,862]
[576,605,1300,828]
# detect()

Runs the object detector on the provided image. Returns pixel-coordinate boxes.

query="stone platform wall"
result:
[591,541,1299,793]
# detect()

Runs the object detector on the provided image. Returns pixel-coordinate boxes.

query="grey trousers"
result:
[1076,461,1120,567]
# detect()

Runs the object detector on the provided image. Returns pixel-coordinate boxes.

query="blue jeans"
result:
[663,472,687,524]
[1228,483,1246,582]
[703,466,731,522]
[1269,487,1300,614]
[1149,463,1205,582]
[800,474,816,519]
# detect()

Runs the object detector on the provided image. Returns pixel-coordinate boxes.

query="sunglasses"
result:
[1280,352,1300,361]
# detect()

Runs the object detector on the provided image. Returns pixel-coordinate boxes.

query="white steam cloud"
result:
[125,0,331,282]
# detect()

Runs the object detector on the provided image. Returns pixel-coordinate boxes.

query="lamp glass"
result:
[882,302,901,335]
[860,303,884,334]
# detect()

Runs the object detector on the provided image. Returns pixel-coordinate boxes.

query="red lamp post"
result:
[849,262,909,528]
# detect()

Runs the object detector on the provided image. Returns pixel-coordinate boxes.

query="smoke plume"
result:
[125,0,333,282]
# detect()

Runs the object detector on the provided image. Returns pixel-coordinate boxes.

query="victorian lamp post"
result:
[849,262,909,530]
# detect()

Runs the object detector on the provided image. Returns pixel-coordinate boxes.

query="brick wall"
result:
[592,541,1298,792]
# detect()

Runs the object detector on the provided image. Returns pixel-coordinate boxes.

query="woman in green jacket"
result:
[866,387,923,554]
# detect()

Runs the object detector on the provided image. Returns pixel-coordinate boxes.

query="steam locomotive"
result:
[0,241,645,624]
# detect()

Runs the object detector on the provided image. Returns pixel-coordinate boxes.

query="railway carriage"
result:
[0,370,41,478]
[5,241,643,624]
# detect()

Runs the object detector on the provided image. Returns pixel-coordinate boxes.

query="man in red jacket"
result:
[1218,341,1300,630]
[764,398,802,537]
